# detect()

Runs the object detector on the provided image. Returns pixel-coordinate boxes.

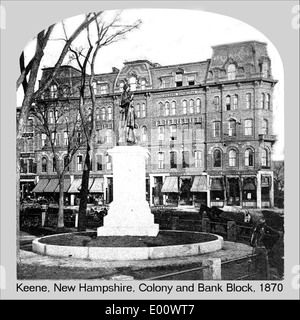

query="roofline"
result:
[211,40,268,49]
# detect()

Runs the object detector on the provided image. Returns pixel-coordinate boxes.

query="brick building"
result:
[20,40,278,208]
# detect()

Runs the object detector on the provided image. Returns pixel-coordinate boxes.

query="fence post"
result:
[171,216,179,230]
[202,217,210,233]
[227,221,237,241]
[75,212,79,228]
[202,258,221,280]
[254,246,270,280]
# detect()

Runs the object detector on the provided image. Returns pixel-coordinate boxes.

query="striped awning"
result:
[68,178,94,193]
[161,176,179,193]
[210,178,223,191]
[43,179,59,193]
[54,179,71,193]
[32,179,49,193]
[190,176,207,192]
[89,178,104,193]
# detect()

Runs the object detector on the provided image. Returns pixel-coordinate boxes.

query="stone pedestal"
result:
[97,146,159,237]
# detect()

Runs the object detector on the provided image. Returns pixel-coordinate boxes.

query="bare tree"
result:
[16,13,102,259]
[67,12,142,230]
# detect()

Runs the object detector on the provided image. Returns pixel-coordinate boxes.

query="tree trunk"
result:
[77,147,91,231]
[57,175,65,229]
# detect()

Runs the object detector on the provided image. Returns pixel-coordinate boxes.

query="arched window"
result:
[261,148,269,167]
[195,150,202,168]
[77,155,83,171]
[101,107,106,120]
[49,110,54,124]
[182,100,187,115]
[245,149,254,167]
[228,64,236,80]
[158,152,165,169]
[196,98,201,113]
[213,121,221,138]
[228,119,236,136]
[27,138,33,152]
[170,151,177,169]
[64,155,70,171]
[266,94,270,109]
[158,102,164,117]
[136,103,141,118]
[244,119,253,136]
[53,156,57,172]
[260,93,265,108]
[171,101,176,115]
[50,84,58,99]
[158,126,165,141]
[233,94,238,110]
[141,126,148,142]
[182,151,189,168]
[213,149,222,167]
[262,119,268,134]
[129,76,137,91]
[96,154,103,171]
[41,157,48,173]
[142,103,146,118]
[107,106,112,120]
[189,99,194,114]
[170,125,177,141]
[165,101,170,116]
[226,95,231,110]
[140,79,146,90]
[214,96,220,111]
[246,93,251,109]
[229,149,237,167]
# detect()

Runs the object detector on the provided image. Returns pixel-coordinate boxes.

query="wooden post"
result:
[171,216,179,230]
[227,221,237,241]
[202,217,210,233]
[202,258,221,280]
[254,246,270,280]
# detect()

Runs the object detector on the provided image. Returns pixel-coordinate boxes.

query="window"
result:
[41,134,47,147]
[245,149,254,167]
[141,126,148,142]
[77,132,82,144]
[233,94,238,109]
[175,73,183,87]
[20,159,27,173]
[182,123,189,140]
[136,103,141,118]
[50,84,58,99]
[244,119,253,136]
[140,79,146,90]
[189,99,194,114]
[195,151,202,168]
[106,155,112,170]
[119,82,124,93]
[266,94,270,109]
[260,93,265,109]
[158,102,164,117]
[214,96,220,111]
[226,95,231,111]
[227,64,236,80]
[41,157,47,173]
[170,125,177,141]
[229,149,237,167]
[107,106,112,120]
[96,154,102,171]
[101,107,106,120]
[96,108,100,121]
[129,76,137,91]
[261,149,269,167]
[195,123,203,140]
[106,130,112,143]
[182,151,189,168]
[27,138,33,152]
[182,100,187,115]
[262,119,268,134]
[246,93,251,109]
[196,99,201,113]
[96,129,102,144]
[188,76,195,86]
[61,85,70,98]
[213,149,221,167]
[27,119,33,132]
[213,121,221,138]
[64,155,70,171]
[228,120,236,137]
[77,155,83,171]
[158,126,165,141]
[53,156,57,172]
[142,103,146,118]
[165,101,170,116]
[92,82,97,95]
[161,78,171,88]
[158,152,165,169]
[100,84,108,94]
[170,151,177,169]
[49,110,54,124]
[51,132,56,145]
[261,61,269,78]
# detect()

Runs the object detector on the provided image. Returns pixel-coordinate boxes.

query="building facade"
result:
[20,40,278,208]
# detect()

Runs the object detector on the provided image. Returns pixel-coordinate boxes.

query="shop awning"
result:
[243,178,256,191]
[54,179,71,193]
[210,178,223,191]
[68,178,94,193]
[190,176,207,192]
[32,179,49,193]
[43,179,59,193]
[89,178,104,193]
[161,176,179,193]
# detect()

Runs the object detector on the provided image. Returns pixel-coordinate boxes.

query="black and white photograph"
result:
[1,1,299,301]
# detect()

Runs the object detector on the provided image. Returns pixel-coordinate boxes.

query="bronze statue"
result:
[119,80,137,145]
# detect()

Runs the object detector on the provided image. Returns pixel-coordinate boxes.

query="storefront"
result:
[210,177,224,207]
[190,175,208,207]
[242,177,257,208]
[161,176,179,206]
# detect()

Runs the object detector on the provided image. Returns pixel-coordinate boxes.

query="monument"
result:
[97,80,159,237]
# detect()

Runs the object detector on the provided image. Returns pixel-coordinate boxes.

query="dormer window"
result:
[100,84,108,94]
[175,73,183,87]
[227,64,236,80]
[129,76,137,91]
[50,84,58,99]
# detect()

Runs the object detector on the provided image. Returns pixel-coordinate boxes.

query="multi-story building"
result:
[21,40,278,209]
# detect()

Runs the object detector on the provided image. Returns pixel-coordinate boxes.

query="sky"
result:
[17,8,284,160]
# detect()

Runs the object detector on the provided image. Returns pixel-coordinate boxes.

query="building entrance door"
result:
[179,178,192,205]
[227,178,240,206]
